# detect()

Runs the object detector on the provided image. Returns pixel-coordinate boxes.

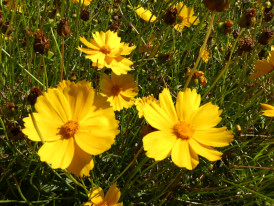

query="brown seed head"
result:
[224,19,233,35]
[80,9,90,21]
[7,124,27,141]
[239,36,255,53]
[264,11,273,22]
[57,18,71,37]
[34,30,50,54]
[203,0,230,12]
[27,86,43,105]
[2,21,13,35]
[246,8,257,17]
[258,28,273,45]
[163,7,177,26]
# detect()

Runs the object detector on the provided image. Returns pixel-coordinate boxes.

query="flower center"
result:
[111,85,121,96]
[100,46,111,54]
[97,201,108,206]
[58,120,79,139]
[173,121,194,140]
[177,16,185,24]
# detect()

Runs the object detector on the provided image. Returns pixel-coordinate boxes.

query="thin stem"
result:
[64,170,89,193]
[183,11,216,91]
[60,36,64,81]
[42,55,48,91]
[110,146,143,185]
[202,28,244,99]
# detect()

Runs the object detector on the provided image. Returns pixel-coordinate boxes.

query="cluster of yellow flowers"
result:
[19,1,274,204]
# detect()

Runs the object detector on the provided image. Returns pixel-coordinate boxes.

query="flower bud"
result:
[27,86,43,106]
[239,8,257,28]
[258,28,273,45]
[80,9,90,21]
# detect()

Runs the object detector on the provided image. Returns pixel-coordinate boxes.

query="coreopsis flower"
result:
[82,184,122,206]
[142,88,233,170]
[72,0,92,6]
[78,30,136,75]
[134,5,157,22]
[260,103,274,117]
[135,95,158,118]
[23,80,119,177]
[101,72,138,111]
[250,46,274,79]
[172,2,200,32]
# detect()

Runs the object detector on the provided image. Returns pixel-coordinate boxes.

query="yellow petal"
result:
[171,139,194,170]
[75,125,116,155]
[176,88,201,122]
[67,143,94,177]
[159,88,178,123]
[35,88,71,123]
[92,32,104,47]
[105,184,121,204]
[260,103,274,110]
[189,138,222,161]
[143,102,176,131]
[143,131,177,161]
[79,37,100,50]
[250,60,273,79]
[190,102,222,130]
[193,127,234,147]
[22,113,62,142]
[38,138,75,169]
[89,187,104,203]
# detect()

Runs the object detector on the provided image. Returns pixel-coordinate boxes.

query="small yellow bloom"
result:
[134,5,157,22]
[135,95,158,118]
[78,30,136,75]
[142,88,233,170]
[101,72,138,111]
[260,103,274,117]
[250,46,274,79]
[23,80,119,177]
[200,48,210,63]
[72,0,92,6]
[82,184,122,206]
[172,2,200,32]
[1,34,12,40]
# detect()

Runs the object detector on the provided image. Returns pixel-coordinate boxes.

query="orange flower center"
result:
[97,201,108,206]
[173,121,194,140]
[100,46,111,54]
[58,120,79,139]
[111,85,121,96]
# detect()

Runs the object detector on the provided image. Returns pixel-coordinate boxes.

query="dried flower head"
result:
[239,8,257,28]
[258,28,273,45]
[2,21,13,36]
[238,36,255,53]
[203,0,230,12]
[80,9,90,21]
[57,18,71,37]
[27,86,43,106]
[163,7,177,26]
[33,30,50,54]
[264,11,273,22]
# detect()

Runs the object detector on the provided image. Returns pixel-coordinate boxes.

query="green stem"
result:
[110,146,143,185]
[64,170,89,193]
[183,11,216,91]
[202,28,244,99]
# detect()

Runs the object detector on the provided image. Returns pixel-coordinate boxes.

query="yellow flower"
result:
[82,184,122,206]
[135,95,158,118]
[172,2,200,32]
[201,49,210,63]
[72,0,92,6]
[134,5,157,22]
[23,80,119,177]
[101,72,138,111]
[142,88,233,170]
[260,103,274,117]
[250,46,274,79]
[78,30,136,75]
